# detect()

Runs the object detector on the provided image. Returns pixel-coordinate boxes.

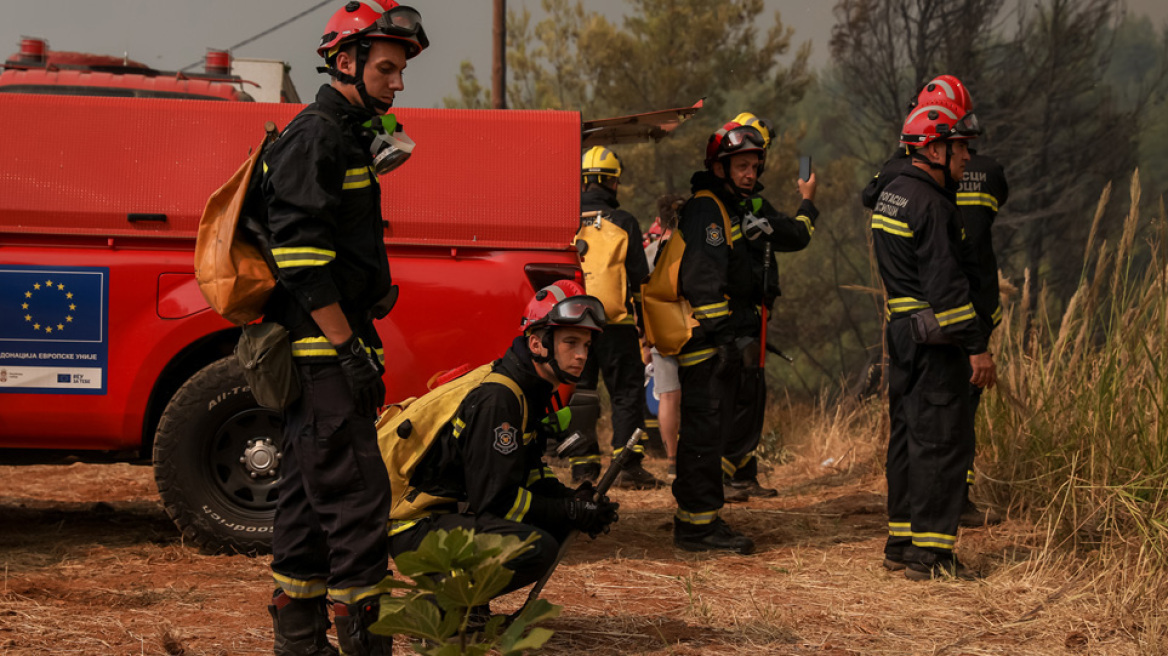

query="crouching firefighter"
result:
[383,280,621,609]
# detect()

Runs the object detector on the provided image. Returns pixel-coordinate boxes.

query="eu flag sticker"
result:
[0,265,109,394]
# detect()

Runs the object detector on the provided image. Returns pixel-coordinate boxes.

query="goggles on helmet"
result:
[544,295,607,330]
[362,114,415,175]
[371,6,430,49]
[951,111,981,137]
[721,126,767,154]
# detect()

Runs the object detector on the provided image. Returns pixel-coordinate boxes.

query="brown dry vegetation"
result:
[1,402,1159,656]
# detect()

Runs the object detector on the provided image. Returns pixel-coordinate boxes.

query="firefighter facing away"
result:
[260,2,427,654]
[868,74,996,581]
[861,75,1009,529]
[563,146,660,489]
[387,280,620,606]
[671,116,817,553]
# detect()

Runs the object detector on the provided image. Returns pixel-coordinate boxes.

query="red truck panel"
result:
[0,94,580,250]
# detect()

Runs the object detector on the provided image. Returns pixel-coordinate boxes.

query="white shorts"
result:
[650,348,680,396]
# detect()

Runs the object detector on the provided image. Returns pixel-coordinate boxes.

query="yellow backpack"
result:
[641,190,733,356]
[573,211,630,323]
[376,364,527,522]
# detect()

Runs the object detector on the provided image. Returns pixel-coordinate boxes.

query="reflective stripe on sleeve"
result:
[271,246,336,269]
[796,213,815,235]
[678,348,717,368]
[692,300,730,320]
[936,303,976,327]
[504,489,533,522]
[871,214,914,238]
[956,192,999,211]
[342,166,374,190]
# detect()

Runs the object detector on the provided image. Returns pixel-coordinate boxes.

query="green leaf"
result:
[371,597,448,642]
[501,627,555,655]
[500,599,562,652]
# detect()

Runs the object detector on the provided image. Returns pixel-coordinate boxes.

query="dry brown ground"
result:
[0,456,1150,655]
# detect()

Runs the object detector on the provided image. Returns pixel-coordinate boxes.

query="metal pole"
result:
[492,0,507,109]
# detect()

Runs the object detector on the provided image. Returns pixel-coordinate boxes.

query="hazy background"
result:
[14,0,1164,109]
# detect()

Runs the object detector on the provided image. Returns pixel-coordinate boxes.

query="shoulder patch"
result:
[705,223,725,246]
[493,422,519,455]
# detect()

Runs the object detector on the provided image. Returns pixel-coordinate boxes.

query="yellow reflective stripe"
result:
[888,522,912,537]
[272,573,328,599]
[342,166,373,190]
[389,518,422,536]
[956,192,999,211]
[613,444,644,458]
[676,509,718,525]
[796,213,815,235]
[678,348,717,367]
[888,297,930,312]
[271,246,336,269]
[291,337,337,357]
[645,418,660,428]
[966,469,975,485]
[936,303,976,326]
[569,455,602,466]
[522,431,536,445]
[329,576,396,605]
[526,469,544,486]
[991,305,1003,326]
[912,532,956,550]
[692,300,730,320]
[505,489,532,522]
[452,417,466,439]
[730,225,743,242]
[721,457,736,477]
[871,214,914,238]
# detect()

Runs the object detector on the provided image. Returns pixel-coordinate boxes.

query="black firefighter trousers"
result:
[726,338,764,483]
[884,318,976,564]
[271,362,392,605]
[564,323,647,468]
[673,351,742,535]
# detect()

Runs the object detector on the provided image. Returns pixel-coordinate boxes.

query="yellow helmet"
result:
[731,112,774,150]
[582,146,622,186]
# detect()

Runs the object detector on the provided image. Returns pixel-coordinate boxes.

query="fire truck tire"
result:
[154,356,283,555]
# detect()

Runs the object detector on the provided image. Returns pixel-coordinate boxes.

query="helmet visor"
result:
[373,6,430,49]
[953,111,981,137]
[547,296,607,330]
[722,126,766,153]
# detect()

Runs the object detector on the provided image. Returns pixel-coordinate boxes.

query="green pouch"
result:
[235,322,301,410]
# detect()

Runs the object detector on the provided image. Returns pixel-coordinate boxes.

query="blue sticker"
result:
[0,265,109,394]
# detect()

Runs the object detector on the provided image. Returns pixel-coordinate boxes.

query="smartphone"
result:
[798,155,812,182]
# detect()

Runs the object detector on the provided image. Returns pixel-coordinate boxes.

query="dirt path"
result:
[0,459,1139,655]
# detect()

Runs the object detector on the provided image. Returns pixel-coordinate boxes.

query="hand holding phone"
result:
[798,155,812,181]
[797,155,816,202]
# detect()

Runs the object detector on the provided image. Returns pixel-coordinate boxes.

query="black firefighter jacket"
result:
[261,84,392,358]
[676,171,817,365]
[869,165,990,354]
[410,337,575,531]
[580,186,650,326]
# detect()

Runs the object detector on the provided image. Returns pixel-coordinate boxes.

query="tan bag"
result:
[640,190,733,356]
[573,212,630,323]
[194,127,278,326]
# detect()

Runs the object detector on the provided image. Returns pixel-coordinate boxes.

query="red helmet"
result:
[521,280,606,333]
[705,121,767,170]
[318,1,429,61]
[900,74,981,147]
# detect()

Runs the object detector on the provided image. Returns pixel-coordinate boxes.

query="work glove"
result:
[713,341,740,380]
[335,334,386,417]
[574,480,596,500]
[563,496,620,538]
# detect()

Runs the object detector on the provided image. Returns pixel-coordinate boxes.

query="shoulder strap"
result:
[481,372,528,432]
[693,189,735,249]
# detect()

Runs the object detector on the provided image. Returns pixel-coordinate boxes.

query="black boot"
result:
[673,518,755,554]
[334,598,393,656]
[268,590,339,656]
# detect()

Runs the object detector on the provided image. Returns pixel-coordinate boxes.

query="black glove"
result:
[713,342,740,380]
[573,480,596,500]
[335,333,386,417]
[563,496,620,538]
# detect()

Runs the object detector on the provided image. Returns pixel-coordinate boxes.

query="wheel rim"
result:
[208,407,284,512]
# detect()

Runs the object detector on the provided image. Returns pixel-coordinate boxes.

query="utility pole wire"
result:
[180,0,333,71]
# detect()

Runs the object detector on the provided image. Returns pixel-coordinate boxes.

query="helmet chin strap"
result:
[320,39,392,114]
[715,159,753,198]
[910,142,956,188]
[530,330,582,384]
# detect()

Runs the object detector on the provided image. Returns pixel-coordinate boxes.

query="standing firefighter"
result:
[671,116,817,553]
[564,146,660,489]
[720,112,818,499]
[261,2,427,654]
[869,75,996,581]
[386,281,620,606]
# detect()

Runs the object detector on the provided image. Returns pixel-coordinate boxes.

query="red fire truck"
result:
[0,39,697,553]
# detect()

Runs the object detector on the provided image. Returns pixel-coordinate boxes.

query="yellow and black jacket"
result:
[404,337,575,532]
[869,165,989,354]
[261,84,391,360]
[958,152,1008,328]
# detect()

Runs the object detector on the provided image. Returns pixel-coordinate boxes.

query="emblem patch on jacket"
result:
[706,223,725,246]
[493,422,519,455]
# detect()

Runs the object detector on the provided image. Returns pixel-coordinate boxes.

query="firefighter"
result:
[260,2,427,654]
[389,281,620,604]
[564,146,660,489]
[861,76,1009,528]
[671,118,817,553]
[721,112,818,499]
[868,75,996,581]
